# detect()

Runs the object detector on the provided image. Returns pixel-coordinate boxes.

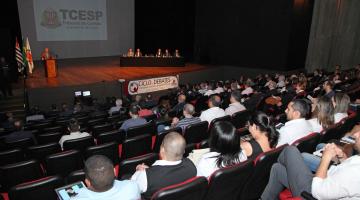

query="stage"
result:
[26,56,206,89]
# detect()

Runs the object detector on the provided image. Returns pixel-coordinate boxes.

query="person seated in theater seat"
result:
[332,93,350,123]
[119,105,147,131]
[225,90,246,116]
[59,102,73,117]
[59,118,91,150]
[307,96,335,133]
[241,112,279,160]
[261,133,360,200]
[26,105,45,122]
[241,80,254,96]
[73,155,140,200]
[170,104,201,132]
[3,119,37,144]
[171,94,186,113]
[323,80,335,99]
[199,95,225,124]
[108,98,123,116]
[196,121,247,178]
[276,99,313,147]
[131,132,196,199]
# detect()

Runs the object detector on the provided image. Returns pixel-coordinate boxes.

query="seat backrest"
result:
[320,124,342,143]
[209,115,231,130]
[144,114,158,122]
[183,121,209,144]
[5,137,34,150]
[63,136,95,153]
[151,176,208,200]
[87,118,108,127]
[118,153,158,179]
[66,169,85,184]
[127,122,156,138]
[154,127,182,153]
[9,175,64,200]
[0,159,44,191]
[45,150,84,177]
[121,134,152,159]
[97,130,126,144]
[43,126,63,134]
[240,144,288,200]
[85,142,119,165]
[292,132,321,154]
[0,148,24,166]
[26,143,61,163]
[30,121,53,131]
[231,110,251,129]
[37,132,63,145]
[92,123,115,137]
[184,143,196,158]
[205,160,254,200]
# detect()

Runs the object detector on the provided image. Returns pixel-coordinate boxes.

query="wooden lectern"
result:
[44,59,57,78]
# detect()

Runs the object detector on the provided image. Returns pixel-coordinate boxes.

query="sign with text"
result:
[128,76,179,95]
[33,0,107,41]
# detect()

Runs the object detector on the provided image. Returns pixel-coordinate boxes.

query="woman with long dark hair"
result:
[196,121,247,178]
[241,111,279,160]
[308,95,335,132]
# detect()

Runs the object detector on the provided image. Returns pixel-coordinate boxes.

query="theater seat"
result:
[126,122,156,138]
[183,121,208,145]
[36,132,62,145]
[121,134,152,159]
[151,176,208,200]
[279,189,302,200]
[26,143,61,163]
[85,142,119,176]
[118,153,158,179]
[0,148,24,166]
[208,115,231,131]
[5,137,34,150]
[153,127,182,153]
[66,169,85,184]
[45,150,84,177]
[8,176,64,200]
[231,110,251,129]
[239,144,288,200]
[0,160,44,191]
[204,159,254,200]
[63,136,95,153]
[291,132,321,154]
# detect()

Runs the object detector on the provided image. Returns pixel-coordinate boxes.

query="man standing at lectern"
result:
[41,48,51,60]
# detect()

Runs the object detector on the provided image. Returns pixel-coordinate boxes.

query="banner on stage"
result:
[128,76,179,95]
[33,0,107,41]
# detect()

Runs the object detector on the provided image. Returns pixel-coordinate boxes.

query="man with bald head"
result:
[200,94,225,124]
[131,132,196,199]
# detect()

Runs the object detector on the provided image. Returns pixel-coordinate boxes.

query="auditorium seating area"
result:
[0,67,360,200]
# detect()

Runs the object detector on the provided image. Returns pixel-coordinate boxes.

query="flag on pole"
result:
[24,37,34,74]
[15,37,25,73]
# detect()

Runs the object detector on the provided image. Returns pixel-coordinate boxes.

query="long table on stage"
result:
[120,56,185,67]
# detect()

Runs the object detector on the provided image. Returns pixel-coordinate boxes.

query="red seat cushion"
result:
[279,189,302,200]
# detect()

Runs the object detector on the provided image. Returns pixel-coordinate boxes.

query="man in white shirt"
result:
[213,81,225,94]
[131,132,196,199]
[200,95,226,124]
[59,119,91,150]
[225,90,246,116]
[261,130,360,199]
[108,99,122,116]
[241,81,254,96]
[277,99,313,147]
[74,155,140,200]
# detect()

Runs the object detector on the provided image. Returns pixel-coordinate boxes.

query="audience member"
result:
[261,135,360,200]
[26,106,45,122]
[196,121,247,178]
[3,119,37,144]
[200,95,225,124]
[308,96,334,133]
[323,80,335,99]
[171,104,201,131]
[241,112,279,160]
[108,98,122,116]
[131,132,196,199]
[171,94,186,113]
[74,155,140,200]
[277,99,312,146]
[59,103,73,117]
[241,80,254,96]
[59,118,91,149]
[333,93,350,123]
[119,105,147,131]
[225,90,246,116]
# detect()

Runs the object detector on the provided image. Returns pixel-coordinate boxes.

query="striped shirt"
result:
[176,117,201,131]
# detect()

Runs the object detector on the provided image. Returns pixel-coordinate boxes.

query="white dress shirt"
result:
[59,131,91,149]
[213,87,225,94]
[276,118,313,147]
[225,102,246,116]
[312,155,360,199]
[334,112,348,124]
[200,107,226,124]
[204,90,216,96]
[131,160,182,193]
[196,151,247,178]
[241,87,254,95]
[308,118,323,133]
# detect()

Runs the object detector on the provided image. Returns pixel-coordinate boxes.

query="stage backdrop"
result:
[17,0,134,59]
